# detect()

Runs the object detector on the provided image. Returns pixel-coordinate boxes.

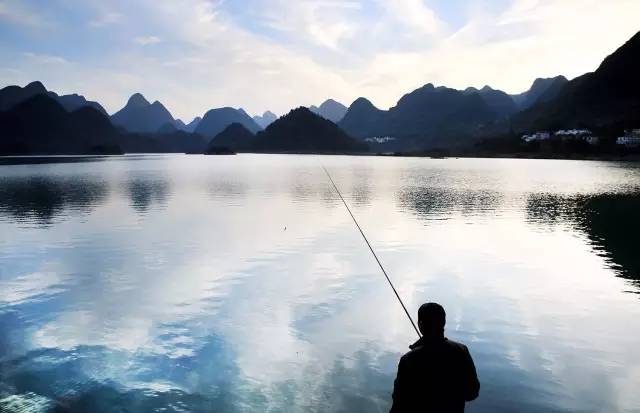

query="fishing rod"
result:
[322,166,421,338]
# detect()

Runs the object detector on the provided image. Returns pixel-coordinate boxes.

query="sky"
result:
[0,0,638,121]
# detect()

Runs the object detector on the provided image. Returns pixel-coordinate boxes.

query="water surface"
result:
[1,154,639,412]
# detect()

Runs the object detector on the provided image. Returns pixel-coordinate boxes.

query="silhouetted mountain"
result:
[340,84,496,148]
[49,92,108,115]
[0,81,47,111]
[0,94,120,154]
[111,93,175,133]
[465,86,518,118]
[253,111,277,128]
[309,99,348,123]
[173,119,187,131]
[157,122,178,134]
[208,122,255,152]
[0,81,107,115]
[120,130,207,154]
[338,97,388,138]
[194,107,261,138]
[250,107,367,153]
[390,84,495,137]
[184,116,201,132]
[511,76,568,110]
[514,30,640,131]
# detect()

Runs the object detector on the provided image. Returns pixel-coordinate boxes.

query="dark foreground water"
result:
[1,154,639,412]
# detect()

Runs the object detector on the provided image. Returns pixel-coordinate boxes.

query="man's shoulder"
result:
[401,338,469,360]
[443,338,469,353]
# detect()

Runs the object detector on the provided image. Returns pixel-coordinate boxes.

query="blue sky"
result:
[0,0,638,120]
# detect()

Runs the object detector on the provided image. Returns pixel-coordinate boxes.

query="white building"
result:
[555,129,592,137]
[616,129,640,146]
[616,136,640,146]
[522,131,551,142]
[364,136,396,144]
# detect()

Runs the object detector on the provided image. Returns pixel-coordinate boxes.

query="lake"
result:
[1,154,639,412]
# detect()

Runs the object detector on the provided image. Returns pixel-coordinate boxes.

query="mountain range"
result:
[1,30,638,155]
[464,86,519,118]
[0,93,118,154]
[513,31,640,132]
[339,84,497,149]
[510,76,568,110]
[205,108,366,154]
[247,108,368,153]
[0,81,108,115]
[111,93,176,133]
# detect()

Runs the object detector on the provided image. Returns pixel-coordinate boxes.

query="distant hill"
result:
[465,86,518,118]
[253,111,277,128]
[0,94,120,155]
[194,107,261,138]
[511,76,568,110]
[49,92,108,115]
[111,93,176,133]
[309,99,348,123]
[157,122,178,134]
[172,119,188,131]
[207,122,255,152]
[388,84,495,138]
[339,84,496,149]
[0,87,207,155]
[184,117,201,132]
[0,81,107,115]
[514,30,640,132]
[251,107,367,153]
[338,97,388,138]
[0,81,47,111]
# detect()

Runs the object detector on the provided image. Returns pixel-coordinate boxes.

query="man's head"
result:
[418,302,446,337]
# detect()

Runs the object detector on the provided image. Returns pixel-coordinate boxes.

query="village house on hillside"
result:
[521,129,600,145]
[554,129,600,145]
[616,129,640,146]
[521,131,551,142]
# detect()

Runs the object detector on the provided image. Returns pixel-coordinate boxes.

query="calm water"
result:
[1,154,640,412]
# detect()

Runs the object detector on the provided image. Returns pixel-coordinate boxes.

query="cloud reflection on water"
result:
[1,156,640,412]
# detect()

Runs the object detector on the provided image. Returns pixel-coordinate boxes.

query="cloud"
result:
[134,35,162,45]
[0,0,45,27]
[22,52,69,65]
[381,0,445,36]
[88,11,122,27]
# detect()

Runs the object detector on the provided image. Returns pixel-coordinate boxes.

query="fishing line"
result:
[322,166,421,338]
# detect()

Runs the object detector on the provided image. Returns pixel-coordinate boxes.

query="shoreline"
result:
[3,151,640,163]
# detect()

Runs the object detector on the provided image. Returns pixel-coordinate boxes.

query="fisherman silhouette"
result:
[390,302,479,413]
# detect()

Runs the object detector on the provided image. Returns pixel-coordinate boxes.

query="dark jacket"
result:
[390,336,480,413]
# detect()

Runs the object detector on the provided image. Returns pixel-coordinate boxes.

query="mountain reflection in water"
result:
[527,192,640,286]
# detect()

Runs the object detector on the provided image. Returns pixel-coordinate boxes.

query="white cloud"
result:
[258,0,361,51]
[88,11,122,28]
[0,0,45,27]
[22,52,69,65]
[381,0,445,36]
[134,35,162,45]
